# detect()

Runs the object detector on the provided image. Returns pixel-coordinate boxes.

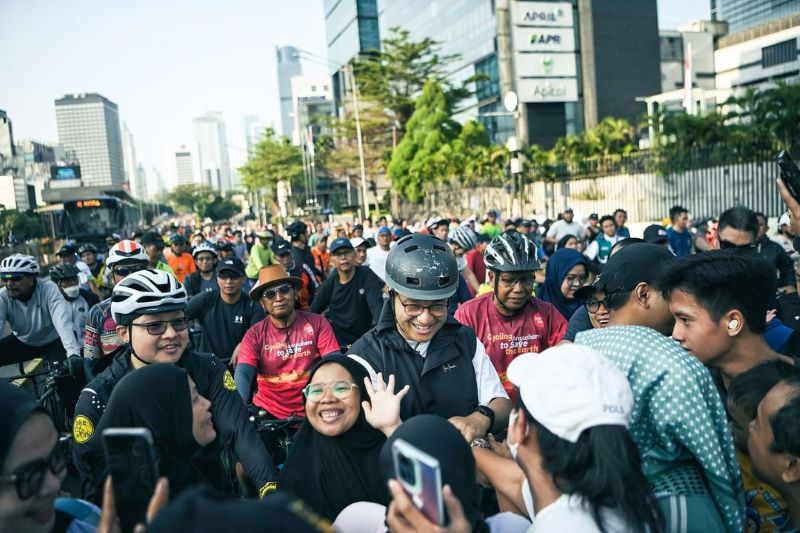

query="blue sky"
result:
[1,0,709,190]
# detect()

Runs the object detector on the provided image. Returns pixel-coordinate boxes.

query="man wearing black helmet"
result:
[347,233,510,442]
[286,220,319,283]
[50,263,98,348]
[455,230,567,401]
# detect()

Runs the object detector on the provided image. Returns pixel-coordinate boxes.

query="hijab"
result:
[98,364,203,497]
[539,248,588,320]
[379,414,487,532]
[0,382,47,469]
[279,354,386,520]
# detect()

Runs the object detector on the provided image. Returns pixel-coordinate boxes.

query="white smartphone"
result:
[391,438,445,526]
[102,427,159,532]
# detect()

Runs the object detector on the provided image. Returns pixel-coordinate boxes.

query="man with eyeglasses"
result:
[83,240,150,375]
[184,243,219,297]
[348,233,510,442]
[235,264,338,456]
[455,230,567,401]
[713,206,760,251]
[310,238,385,349]
[575,243,745,532]
[73,269,279,502]
[0,254,83,366]
[185,257,264,363]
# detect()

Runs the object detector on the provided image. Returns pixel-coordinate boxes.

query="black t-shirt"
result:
[185,290,265,360]
[310,266,385,348]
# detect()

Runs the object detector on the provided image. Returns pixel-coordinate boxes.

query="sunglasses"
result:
[0,442,67,500]
[217,272,244,280]
[261,284,292,300]
[113,265,147,277]
[1,274,26,282]
[303,381,358,402]
[130,316,190,335]
[718,239,756,250]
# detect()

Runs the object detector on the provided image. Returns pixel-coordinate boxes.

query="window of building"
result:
[762,38,797,68]
[475,54,500,102]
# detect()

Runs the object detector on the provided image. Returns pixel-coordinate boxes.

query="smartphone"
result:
[392,438,445,526]
[102,428,159,533]
[777,151,800,203]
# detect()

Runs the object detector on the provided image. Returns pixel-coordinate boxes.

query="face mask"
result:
[63,285,80,299]
[507,409,529,460]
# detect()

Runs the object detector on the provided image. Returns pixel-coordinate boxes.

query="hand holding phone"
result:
[777,151,800,204]
[392,438,445,526]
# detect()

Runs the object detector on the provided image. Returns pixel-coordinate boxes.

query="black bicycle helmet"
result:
[484,230,541,273]
[385,233,458,300]
[286,221,308,239]
[49,263,80,281]
[77,243,98,256]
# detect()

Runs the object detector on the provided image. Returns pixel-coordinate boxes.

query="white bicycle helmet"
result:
[425,216,449,230]
[192,242,218,258]
[111,269,188,325]
[450,226,477,251]
[106,240,148,267]
[0,254,40,276]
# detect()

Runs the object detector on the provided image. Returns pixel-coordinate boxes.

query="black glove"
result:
[65,356,84,379]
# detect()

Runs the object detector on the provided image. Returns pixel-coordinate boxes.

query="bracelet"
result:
[470,438,490,449]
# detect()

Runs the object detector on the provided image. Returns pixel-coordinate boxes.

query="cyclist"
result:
[72,269,278,502]
[455,230,567,401]
[56,245,98,297]
[78,244,110,298]
[216,240,236,261]
[286,221,319,281]
[273,239,317,309]
[245,230,275,285]
[140,232,175,274]
[0,254,82,365]
[83,240,149,375]
[235,264,339,453]
[49,263,98,349]
[185,243,218,297]
[166,234,195,283]
[347,233,510,442]
[426,216,451,241]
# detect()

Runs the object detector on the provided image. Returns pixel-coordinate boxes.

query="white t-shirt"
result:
[545,220,583,242]
[367,247,390,281]
[521,482,628,533]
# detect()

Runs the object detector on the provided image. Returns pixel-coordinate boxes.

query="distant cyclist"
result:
[0,254,83,365]
[78,244,110,298]
[185,243,219,297]
[50,263,98,349]
[140,232,175,274]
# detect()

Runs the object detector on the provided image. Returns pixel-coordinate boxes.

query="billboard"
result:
[512,26,575,53]
[517,78,579,103]
[515,52,577,77]
[50,165,81,181]
[511,1,573,28]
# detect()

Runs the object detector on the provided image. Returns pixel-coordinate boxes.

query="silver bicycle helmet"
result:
[0,254,39,275]
[192,242,218,258]
[450,227,477,251]
[111,270,188,325]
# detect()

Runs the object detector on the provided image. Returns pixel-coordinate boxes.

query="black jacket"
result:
[347,300,479,421]
[758,237,797,288]
[72,347,277,502]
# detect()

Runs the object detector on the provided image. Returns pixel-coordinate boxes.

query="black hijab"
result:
[98,364,203,497]
[279,354,387,520]
[0,382,47,469]
[380,414,487,532]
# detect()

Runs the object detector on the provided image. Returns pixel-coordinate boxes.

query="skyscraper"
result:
[174,146,198,186]
[192,112,232,192]
[0,110,16,162]
[277,46,303,140]
[135,164,148,200]
[243,115,267,156]
[712,0,800,35]
[55,93,125,187]
[121,121,139,195]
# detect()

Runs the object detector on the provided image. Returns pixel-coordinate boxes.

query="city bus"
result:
[62,196,141,246]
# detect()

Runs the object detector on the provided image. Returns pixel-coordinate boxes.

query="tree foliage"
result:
[166,184,215,214]
[239,128,303,196]
[203,195,239,221]
[0,210,45,241]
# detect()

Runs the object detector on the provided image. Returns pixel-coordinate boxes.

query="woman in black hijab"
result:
[279,353,406,521]
[96,364,215,503]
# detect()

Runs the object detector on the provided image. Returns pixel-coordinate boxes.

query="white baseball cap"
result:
[779,213,791,227]
[506,344,633,443]
[350,237,367,248]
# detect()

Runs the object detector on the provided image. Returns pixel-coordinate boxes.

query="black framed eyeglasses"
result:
[395,295,448,318]
[130,316,190,335]
[261,284,293,300]
[585,289,632,314]
[498,274,536,289]
[0,441,67,500]
[217,272,244,280]
[113,264,147,277]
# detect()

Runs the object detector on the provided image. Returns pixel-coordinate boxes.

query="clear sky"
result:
[1,0,710,192]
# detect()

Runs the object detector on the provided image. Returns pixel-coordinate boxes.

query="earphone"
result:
[728,319,739,330]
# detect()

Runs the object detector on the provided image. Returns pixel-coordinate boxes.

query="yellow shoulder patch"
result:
[259,481,278,499]
[73,415,94,444]
[222,369,237,391]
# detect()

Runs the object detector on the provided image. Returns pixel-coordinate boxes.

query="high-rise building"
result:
[55,93,125,187]
[174,145,198,186]
[291,77,335,145]
[0,110,16,162]
[121,121,140,196]
[712,0,800,35]
[192,112,232,192]
[135,164,148,200]
[244,115,267,156]
[277,46,303,140]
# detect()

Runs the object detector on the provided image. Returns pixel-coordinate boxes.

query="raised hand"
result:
[362,372,409,437]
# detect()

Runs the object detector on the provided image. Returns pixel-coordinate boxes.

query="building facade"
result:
[174,146,198,186]
[277,46,303,140]
[0,110,15,163]
[121,121,143,198]
[55,93,125,187]
[192,112,232,192]
[712,0,800,35]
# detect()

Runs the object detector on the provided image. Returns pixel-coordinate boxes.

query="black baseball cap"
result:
[272,239,293,256]
[140,232,165,247]
[643,224,668,244]
[216,257,245,276]
[353,224,364,232]
[575,243,676,299]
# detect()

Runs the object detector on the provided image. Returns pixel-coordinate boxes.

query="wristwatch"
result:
[470,438,490,449]
[475,405,495,436]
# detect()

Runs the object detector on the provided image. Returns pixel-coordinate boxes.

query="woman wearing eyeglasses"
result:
[72,269,279,505]
[279,354,407,522]
[0,382,101,533]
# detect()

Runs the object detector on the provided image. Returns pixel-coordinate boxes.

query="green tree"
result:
[239,128,303,198]
[388,80,461,202]
[0,210,45,240]
[166,184,214,214]
[203,195,239,221]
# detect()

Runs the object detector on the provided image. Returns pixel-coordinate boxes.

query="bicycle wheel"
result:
[41,386,69,435]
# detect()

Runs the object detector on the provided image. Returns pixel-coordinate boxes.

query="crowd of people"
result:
[2,183,800,533]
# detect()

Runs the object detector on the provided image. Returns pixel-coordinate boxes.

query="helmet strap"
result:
[128,326,151,366]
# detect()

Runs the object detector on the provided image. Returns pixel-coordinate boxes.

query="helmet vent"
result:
[438,275,451,287]
[405,276,421,286]
[403,245,420,253]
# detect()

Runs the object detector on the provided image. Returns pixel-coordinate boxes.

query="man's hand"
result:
[97,475,169,533]
[448,412,490,442]
[777,178,800,236]
[487,433,512,459]
[362,373,409,437]
[386,479,471,533]
[230,342,242,367]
